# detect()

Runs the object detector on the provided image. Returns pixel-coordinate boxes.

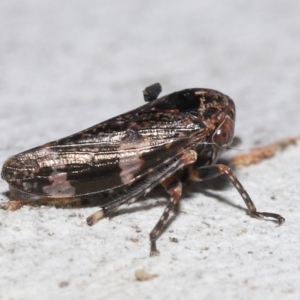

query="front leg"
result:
[189,164,285,225]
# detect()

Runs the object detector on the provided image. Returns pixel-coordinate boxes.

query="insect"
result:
[1,83,285,256]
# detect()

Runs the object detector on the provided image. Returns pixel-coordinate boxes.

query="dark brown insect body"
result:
[1,83,284,255]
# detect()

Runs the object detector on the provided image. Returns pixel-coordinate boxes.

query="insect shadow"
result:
[111,157,248,223]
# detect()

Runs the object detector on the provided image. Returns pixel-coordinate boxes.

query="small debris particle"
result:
[230,137,299,166]
[169,237,179,243]
[130,237,139,243]
[132,225,141,233]
[59,281,69,288]
[135,269,158,281]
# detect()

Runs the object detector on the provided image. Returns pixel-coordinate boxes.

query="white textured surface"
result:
[0,1,300,299]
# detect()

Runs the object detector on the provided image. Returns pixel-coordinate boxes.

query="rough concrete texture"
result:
[0,1,299,299]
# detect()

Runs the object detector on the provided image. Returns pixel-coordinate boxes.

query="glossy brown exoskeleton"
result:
[1,83,285,255]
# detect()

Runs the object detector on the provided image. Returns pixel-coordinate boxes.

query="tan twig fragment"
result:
[230,137,299,166]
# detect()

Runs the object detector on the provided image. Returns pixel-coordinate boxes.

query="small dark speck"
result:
[132,225,141,232]
[169,237,179,243]
[68,213,77,218]
[130,237,139,243]
[59,281,69,288]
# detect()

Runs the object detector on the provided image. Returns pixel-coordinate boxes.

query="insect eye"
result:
[213,118,234,147]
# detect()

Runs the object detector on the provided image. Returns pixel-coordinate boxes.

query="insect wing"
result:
[2,93,207,200]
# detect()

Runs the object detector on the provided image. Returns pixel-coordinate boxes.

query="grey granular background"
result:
[0,1,300,299]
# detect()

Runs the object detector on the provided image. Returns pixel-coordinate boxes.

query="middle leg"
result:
[149,175,182,256]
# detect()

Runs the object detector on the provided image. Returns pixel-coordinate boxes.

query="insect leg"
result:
[87,149,197,227]
[189,164,285,225]
[149,175,182,256]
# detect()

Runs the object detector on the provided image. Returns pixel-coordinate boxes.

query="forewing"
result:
[2,91,207,199]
